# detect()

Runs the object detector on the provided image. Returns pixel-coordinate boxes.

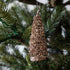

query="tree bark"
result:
[19,0,43,5]
[19,0,70,7]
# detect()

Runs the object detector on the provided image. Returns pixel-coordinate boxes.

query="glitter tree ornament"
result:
[29,10,47,61]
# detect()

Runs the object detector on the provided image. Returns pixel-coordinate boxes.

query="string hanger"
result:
[36,0,43,18]
[36,0,46,16]
[36,0,41,11]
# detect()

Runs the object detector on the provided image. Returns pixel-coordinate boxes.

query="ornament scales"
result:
[29,10,47,61]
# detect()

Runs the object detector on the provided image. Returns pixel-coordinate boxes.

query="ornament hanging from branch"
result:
[29,10,47,61]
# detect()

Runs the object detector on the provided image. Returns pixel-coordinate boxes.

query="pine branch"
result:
[19,0,70,7]
[6,53,26,63]
[0,50,27,65]
[63,1,70,6]
[0,63,10,67]
[19,0,43,5]
[46,5,65,36]
[0,32,22,43]
[0,2,16,26]
[0,31,28,46]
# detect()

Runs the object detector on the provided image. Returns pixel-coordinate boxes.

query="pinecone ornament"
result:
[29,10,47,61]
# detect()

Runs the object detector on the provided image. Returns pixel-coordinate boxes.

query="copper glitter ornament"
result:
[29,10,47,61]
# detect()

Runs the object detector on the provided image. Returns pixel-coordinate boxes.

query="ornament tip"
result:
[36,10,40,16]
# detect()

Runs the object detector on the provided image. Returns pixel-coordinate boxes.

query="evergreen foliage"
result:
[0,0,70,70]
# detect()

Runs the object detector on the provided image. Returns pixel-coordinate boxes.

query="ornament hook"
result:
[36,9,40,16]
